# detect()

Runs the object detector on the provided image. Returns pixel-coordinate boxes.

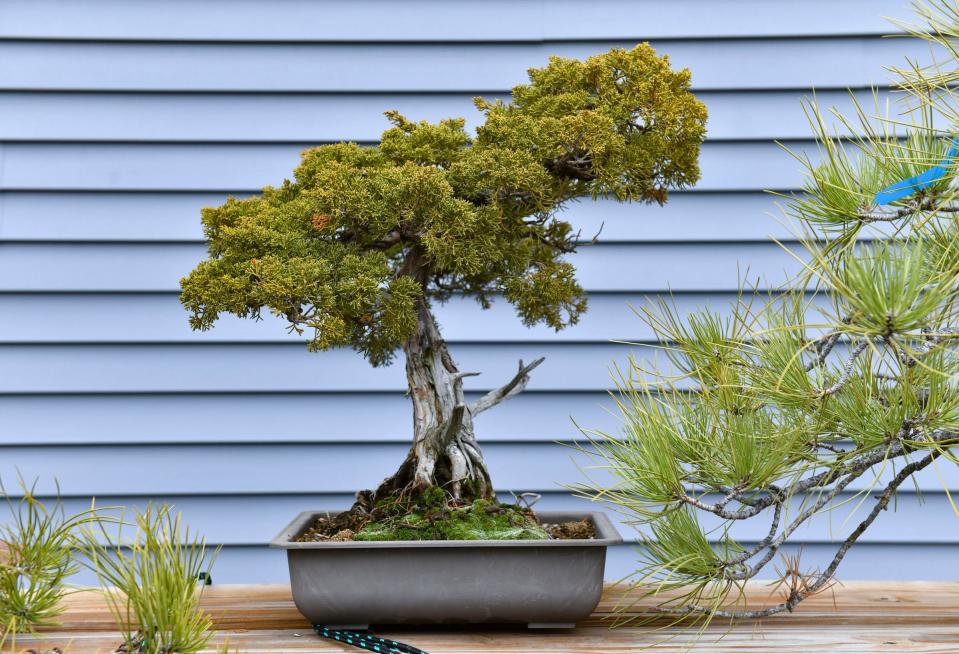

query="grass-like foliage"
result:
[575,0,959,631]
[0,480,98,645]
[83,504,218,654]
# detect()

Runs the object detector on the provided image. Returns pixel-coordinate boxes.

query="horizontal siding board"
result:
[0,142,811,192]
[1,442,955,496]
[0,38,931,92]
[0,392,621,444]
[0,192,806,243]
[55,542,959,585]
[0,89,921,143]
[0,339,866,394]
[5,491,954,547]
[0,242,807,292]
[0,343,637,393]
[0,0,910,41]
[0,292,826,344]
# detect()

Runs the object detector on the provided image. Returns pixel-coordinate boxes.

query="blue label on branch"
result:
[874,137,959,205]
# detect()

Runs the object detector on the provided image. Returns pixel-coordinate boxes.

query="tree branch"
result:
[682,421,948,523]
[440,404,466,448]
[469,357,546,417]
[804,315,853,372]
[819,339,869,396]
[722,501,783,569]
[366,229,403,250]
[857,200,959,222]
[657,449,943,620]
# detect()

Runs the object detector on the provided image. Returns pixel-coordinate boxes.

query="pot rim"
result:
[270,510,623,549]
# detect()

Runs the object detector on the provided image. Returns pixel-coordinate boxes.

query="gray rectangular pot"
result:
[271,510,622,628]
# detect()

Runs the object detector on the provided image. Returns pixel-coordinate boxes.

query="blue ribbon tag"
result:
[873,137,959,206]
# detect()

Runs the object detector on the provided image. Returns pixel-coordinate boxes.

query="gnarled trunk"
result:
[365,297,543,505]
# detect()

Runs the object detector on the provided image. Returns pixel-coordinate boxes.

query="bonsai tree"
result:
[578,4,959,623]
[181,45,707,514]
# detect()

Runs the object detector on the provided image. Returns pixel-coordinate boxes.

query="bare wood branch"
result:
[440,404,466,449]
[469,357,546,417]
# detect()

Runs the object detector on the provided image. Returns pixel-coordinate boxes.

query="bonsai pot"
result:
[271,510,623,629]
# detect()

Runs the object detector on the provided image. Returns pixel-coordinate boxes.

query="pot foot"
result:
[527,622,576,629]
[324,624,369,631]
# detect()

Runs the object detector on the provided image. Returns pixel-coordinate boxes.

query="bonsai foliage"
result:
[181,45,706,507]
[83,504,218,654]
[577,2,959,623]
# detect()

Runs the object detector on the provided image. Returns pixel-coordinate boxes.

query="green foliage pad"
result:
[181,45,707,366]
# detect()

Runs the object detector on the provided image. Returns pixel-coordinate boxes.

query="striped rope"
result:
[313,624,429,654]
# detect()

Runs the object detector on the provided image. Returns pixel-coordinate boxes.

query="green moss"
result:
[353,498,549,541]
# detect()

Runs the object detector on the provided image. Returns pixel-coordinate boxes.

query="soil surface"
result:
[293,488,596,542]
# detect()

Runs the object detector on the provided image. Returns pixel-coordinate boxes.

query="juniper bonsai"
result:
[181,44,706,519]
[577,3,959,623]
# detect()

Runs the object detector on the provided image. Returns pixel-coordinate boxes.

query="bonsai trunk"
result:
[367,297,543,505]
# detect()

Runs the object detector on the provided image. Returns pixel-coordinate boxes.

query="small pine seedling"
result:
[82,504,219,654]
[0,479,99,646]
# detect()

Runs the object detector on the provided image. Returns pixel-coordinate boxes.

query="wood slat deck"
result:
[6,582,959,653]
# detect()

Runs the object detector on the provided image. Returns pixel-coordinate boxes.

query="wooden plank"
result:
[6,582,959,653]
[11,626,959,653]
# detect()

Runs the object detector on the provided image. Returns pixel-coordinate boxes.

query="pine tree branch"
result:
[722,501,783,569]
[857,201,959,222]
[804,315,853,372]
[658,448,943,620]
[681,419,947,522]
[818,339,870,396]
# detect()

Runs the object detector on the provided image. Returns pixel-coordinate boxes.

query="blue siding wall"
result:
[1,0,951,582]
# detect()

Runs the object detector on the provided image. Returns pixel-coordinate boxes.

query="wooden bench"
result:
[9,581,959,652]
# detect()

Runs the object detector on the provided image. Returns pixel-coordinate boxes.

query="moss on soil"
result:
[354,498,549,541]
[294,486,573,542]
